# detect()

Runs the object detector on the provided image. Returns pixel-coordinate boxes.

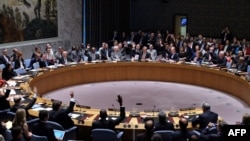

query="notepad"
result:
[53,129,65,140]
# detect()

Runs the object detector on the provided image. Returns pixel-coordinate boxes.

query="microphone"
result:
[152,105,156,116]
[75,100,83,117]
[112,104,116,116]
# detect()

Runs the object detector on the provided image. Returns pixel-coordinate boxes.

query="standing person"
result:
[221,27,232,45]
[192,103,218,131]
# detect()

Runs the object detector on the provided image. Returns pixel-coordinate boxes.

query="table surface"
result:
[10,61,249,129]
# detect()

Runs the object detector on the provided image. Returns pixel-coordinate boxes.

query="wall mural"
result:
[0,0,58,44]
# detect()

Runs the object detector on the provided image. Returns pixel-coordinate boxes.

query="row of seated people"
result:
[0,44,249,83]
[1,31,250,72]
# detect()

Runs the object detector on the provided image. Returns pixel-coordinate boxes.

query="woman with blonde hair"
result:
[12,108,32,141]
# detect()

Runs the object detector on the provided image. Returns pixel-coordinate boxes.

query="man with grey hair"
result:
[192,103,218,131]
[154,111,175,131]
[216,51,227,67]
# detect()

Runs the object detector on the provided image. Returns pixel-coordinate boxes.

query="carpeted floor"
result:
[44,81,250,124]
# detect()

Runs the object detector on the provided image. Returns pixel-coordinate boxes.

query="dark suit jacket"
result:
[192,111,218,131]
[49,101,75,129]
[0,55,10,64]
[100,48,111,60]
[32,121,57,141]
[87,52,100,62]
[171,130,193,141]
[14,58,25,69]
[92,106,125,132]
[0,89,11,110]
[216,57,227,67]
[168,53,179,62]
[10,97,37,120]
[58,56,73,64]
[139,52,151,61]
[154,121,175,131]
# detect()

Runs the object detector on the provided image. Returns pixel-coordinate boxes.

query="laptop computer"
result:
[53,129,65,140]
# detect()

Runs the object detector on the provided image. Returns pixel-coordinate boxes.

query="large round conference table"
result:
[21,61,250,140]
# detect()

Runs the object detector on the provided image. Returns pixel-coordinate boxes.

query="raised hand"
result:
[116,95,123,106]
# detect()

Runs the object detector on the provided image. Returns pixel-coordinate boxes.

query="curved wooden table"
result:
[27,62,250,140]
[29,62,250,107]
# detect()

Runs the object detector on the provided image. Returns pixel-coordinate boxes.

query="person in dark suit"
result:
[49,91,75,130]
[92,95,125,132]
[0,86,11,110]
[0,49,11,65]
[215,51,227,67]
[192,103,218,131]
[100,43,111,60]
[136,118,155,141]
[14,51,26,69]
[154,111,175,131]
[2,63,17,81]
[28,53,42,69]
[32,110,58,141]
[171,117,193,141]
[168,47,179,62]
[10,89,37,120]
[86,47,100,62]
[139,46,151,62]
[58,51,73,64]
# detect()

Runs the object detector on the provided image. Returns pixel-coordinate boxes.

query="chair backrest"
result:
[0,109,10,121]
[33,62,40,69]
[31,134,48,141]
[27,118,39,129]
[46,121,65,130]
[7,111,16,120]
[154,130,174,141]
[91,129,117,141]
